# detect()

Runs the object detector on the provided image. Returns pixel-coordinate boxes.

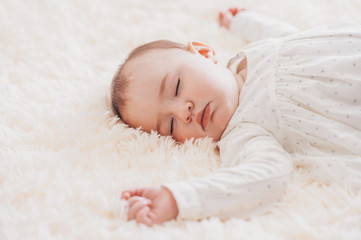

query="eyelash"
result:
[175,78,180,96]
[170,118,174,135]
[170,78,180,135]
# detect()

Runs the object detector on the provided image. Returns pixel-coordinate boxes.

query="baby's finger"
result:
[121,191,131,200]
[128,196,150,208]
[128,198,151,220]
[122,188,146,198]
[136,206,153,227]
[146,210,161,225]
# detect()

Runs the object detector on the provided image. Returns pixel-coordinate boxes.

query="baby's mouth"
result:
[196,103,211,130]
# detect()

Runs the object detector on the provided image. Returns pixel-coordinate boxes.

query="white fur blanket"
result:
[1,0,361,239]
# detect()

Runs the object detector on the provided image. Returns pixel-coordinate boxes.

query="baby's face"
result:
[122,48,240,142]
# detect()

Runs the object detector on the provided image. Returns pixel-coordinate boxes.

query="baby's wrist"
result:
[161,186,179,217]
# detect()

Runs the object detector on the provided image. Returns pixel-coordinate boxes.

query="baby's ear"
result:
[187,41,218,64]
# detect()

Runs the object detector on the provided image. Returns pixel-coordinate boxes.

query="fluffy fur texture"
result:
[1,0,361,239]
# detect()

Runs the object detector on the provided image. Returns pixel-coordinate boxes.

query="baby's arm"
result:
[122,123,292,224]
[219,8,299,42]
[163,123,293,220]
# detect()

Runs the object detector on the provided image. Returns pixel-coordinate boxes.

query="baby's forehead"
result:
[126,48,182,76]
[135,48,182,62]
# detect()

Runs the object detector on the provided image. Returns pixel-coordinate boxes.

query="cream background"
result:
[1,0,361,239]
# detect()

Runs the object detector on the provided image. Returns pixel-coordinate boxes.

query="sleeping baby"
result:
[110,9,361,226]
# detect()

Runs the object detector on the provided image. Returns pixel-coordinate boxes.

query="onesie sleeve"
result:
[229,11,299,42]
[162,123,293,220]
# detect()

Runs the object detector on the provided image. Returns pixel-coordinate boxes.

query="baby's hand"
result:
[121,186,178,226]
[218,7,245,29]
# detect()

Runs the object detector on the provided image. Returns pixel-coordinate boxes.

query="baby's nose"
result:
[180,101,193,123]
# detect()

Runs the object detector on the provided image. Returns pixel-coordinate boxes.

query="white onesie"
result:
[164,12,361,221]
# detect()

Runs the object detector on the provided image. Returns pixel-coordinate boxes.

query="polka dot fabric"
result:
[225,23,361,190]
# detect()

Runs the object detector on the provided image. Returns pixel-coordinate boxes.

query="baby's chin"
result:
[209,131,223,142]
[209,120,230,141]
